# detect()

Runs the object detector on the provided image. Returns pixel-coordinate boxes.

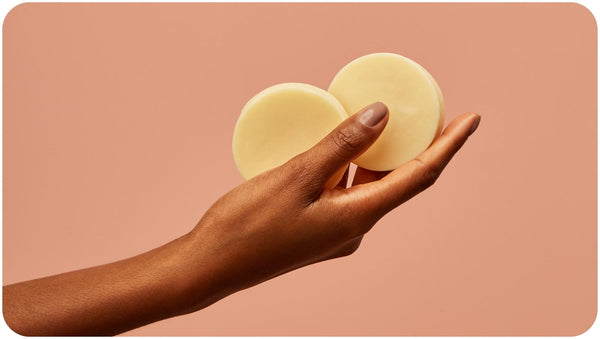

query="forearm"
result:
[2,232,218,336]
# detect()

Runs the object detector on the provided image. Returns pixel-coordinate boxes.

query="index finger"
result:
[347,112,481,218]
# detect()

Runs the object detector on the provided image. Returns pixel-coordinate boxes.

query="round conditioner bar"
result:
[328,53,445,171]
[233,83,348,186]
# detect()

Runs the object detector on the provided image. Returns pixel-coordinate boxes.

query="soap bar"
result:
[328,53,445,171]
[233,83,348,185]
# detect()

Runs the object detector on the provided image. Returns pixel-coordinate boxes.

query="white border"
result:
[0,1,597,338]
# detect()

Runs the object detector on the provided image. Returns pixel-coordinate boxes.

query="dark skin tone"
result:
[3,102,480,335]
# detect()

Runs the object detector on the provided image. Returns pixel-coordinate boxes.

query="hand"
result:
[3,102,480,335]
[188,102,481,298]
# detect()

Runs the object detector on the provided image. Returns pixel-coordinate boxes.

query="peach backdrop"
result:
[2,3,596,336]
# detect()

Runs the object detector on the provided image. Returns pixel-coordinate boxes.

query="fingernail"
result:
[359,102,388,127]
[469,115,481,135]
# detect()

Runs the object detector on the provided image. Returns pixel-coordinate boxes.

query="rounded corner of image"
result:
[3,2,31,32]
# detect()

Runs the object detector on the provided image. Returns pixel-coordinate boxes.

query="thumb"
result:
[300,102,389,185]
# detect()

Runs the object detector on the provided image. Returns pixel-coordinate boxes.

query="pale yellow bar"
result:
[329,53,444,171]
[232,83,348,185]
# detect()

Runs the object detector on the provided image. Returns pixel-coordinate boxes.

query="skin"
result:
[2,103,480,335]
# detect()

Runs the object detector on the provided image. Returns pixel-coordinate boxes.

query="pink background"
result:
[2,3,597,336]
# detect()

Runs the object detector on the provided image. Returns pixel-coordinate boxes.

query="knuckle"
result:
[331,239,362,259]
[330,128,362,156]
[354,220,375,237]
[345,218,375,240]
[415,159,441,189]
[339,242,361,257]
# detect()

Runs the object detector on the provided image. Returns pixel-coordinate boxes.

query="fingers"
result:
[296,102,389,187]
[350,113,481,218]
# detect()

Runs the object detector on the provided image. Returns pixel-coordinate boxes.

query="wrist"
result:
[169,230,236,316]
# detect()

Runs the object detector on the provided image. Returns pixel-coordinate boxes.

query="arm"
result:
[2,233,219,335]
[3,103,480,335]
